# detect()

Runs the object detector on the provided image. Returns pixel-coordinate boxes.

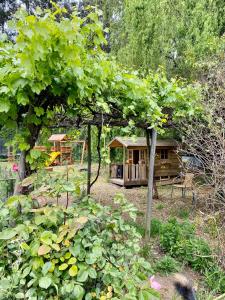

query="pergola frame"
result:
[54,113,163,238]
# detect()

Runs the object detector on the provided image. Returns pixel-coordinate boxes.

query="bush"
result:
[0,194,159,300]
[154,218,225,293]
[150,218,162,237]
[153,255,180,275]
[172,238,213,273]
[159,218,195,252]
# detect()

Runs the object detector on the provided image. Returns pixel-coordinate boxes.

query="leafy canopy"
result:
[0,4,200,153]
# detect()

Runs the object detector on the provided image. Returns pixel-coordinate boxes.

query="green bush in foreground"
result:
[0,194,159,300]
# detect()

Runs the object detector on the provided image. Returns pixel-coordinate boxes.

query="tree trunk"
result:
[90,125,102,188]
[145,128,157,239]
[14,121,41,195]
[87,124,92,195]
[19,150,26,180]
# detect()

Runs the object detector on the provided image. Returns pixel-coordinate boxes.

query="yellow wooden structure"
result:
[108,137,180,187]
[34,134,86,166]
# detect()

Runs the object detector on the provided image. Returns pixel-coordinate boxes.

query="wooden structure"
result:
[47,134,86,166]
[48,134,72,165]
[7,146,15,162]
[108,137,180,187]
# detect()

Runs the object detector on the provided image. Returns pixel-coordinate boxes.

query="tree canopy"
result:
[0,4,200,175]
[95,0,225,79]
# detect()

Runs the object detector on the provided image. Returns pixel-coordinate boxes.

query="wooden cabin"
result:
[108,137,180,187]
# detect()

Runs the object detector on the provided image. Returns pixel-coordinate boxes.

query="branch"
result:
[90,125,102,187]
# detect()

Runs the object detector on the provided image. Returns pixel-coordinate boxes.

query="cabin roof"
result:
[108,137,178,148]
[48,134,67,142]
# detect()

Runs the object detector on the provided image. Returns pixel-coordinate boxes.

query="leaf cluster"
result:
[153,218,225,293]
[0,4,201,154]
[0,193,159,299]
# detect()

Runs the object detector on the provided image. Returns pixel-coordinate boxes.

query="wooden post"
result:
[123,146,126,183]
[80,141,85,166]
[145,128,157,239]
[87,124,91,195]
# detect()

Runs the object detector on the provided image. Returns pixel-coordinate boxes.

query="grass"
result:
[177,208,190,219]
[156,203,165,210]
[153,255,181,275]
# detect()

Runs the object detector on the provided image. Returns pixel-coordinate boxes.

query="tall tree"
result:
[97,0,225,79]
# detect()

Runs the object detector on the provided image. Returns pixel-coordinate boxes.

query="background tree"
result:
[94,0,225,79]
[180,54,225,207]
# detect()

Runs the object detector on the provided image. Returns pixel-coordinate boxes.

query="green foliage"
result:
[159,218,195,251]
[150,218,162,237]
[0,3,201,173]
[32,167,86,202]
[0,194,160,299]
[177,208,190,219]
[26,149,49,170]
[153,255,180,275]
[155,203,164,210]
[107,0,225,78]
[153,218,225,293]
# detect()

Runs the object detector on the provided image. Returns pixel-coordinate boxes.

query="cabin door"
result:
[133,150,139,164]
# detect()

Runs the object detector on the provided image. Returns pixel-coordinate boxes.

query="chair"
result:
[171,173,195,199]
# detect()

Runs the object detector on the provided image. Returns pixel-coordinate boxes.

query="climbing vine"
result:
[0,4,200,176]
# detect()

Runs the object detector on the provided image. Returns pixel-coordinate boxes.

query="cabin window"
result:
[140,150,145,160]
[128,150,133,163]
[160,149,169,160]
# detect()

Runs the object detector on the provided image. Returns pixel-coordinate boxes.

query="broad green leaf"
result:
[51,243,60,251]
[32,257,44,270]
[59,263,68,271]
[64,252,71,259]
[73,285,85,298]
[40,231,54,245]
[0,279,10,290]
[88,267,97,279]
[69,244,81,257]
[6,195,21,206]
[21,242,30,250]
[0,98,10,112]
[42,262,52,275]
[22,266,31,278]
[17,92,29,105]
[39,276,52,289]
[0,228,17,240]
[15,293,25,299]
[68,257,77,264]
[34,107,45,116]
[69,265,78,277]
[77,268,89,282]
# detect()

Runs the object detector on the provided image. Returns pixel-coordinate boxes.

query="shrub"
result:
[159,218,195,252]
[0,194,159,300]
[156,204,164,210]
[150,218,162,237]
[172,238,213,273]
[154,218,225,293]
[177,209,190,219]
[154,255,180,275]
